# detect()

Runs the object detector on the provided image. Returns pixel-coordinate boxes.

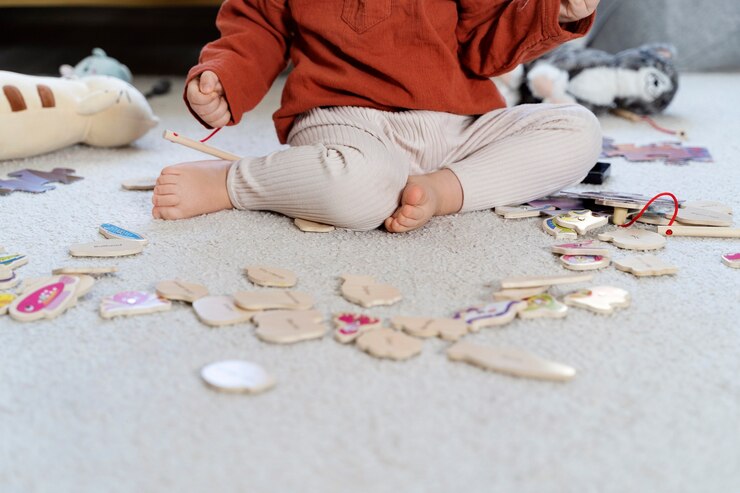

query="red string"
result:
[641,116,687,139]
[200,128,222,142]
[618,192,679,236]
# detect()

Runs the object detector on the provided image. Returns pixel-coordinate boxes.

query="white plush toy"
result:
[0,71,158,160]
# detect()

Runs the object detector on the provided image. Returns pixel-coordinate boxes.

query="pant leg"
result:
[442,104,602,212]
[226,107,410,231]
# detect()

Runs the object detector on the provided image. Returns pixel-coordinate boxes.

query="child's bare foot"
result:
[152,160,234,220]
[384,169,463,233]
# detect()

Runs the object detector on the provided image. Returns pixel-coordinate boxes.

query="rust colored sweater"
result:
[186,0,594,144]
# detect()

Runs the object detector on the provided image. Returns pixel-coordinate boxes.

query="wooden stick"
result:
[163,130,241,161]
[657,225,740,238]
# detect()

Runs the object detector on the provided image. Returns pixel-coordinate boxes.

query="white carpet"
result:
[1,73,739,493]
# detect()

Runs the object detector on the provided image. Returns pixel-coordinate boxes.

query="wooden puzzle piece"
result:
[69,240,145,257]
[100,291,172,319]
[9,275,80,322]
[99,223,148,244]
[0,266,20,290]
[244,266,297,288]
[492,286,548,301]
[355,328,423,361]
[563,286,630,314]
[0,293,17,315]
[598,229,666,251]
[559,254,611,271]
[390,316,469,341]
[52,265,118,275]
[447,341,576,382]
[253,309,327,344]
[453,301,525,331]
[542,217,578,239]
[155,280,209,303]
[656,225,740,238]
[518,294,568,319]
[193,295,257,327]
[681,201,732,215]
[340,275,402,308]
[673,208,733,227]
[554,209,608,234]
[614,255,678,277]
[500,272,593,289]
[636,212,671,226]
[233,290,314,311]
[333,312,382,343]
[200,359,275,394]
[294,217,335,232]
[721,253,740,269]
[603,141,712,164]
[121,177,157,191]
[551,240,610,257]
[0,254,28,270]
[494,204,557,219]
[23,274,95,306]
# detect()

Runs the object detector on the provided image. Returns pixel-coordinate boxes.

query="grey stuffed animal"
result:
[494,43,679,115]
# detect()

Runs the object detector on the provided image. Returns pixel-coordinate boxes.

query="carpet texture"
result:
[1,74,739,493]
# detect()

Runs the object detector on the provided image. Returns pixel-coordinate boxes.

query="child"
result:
[152,0,602,233]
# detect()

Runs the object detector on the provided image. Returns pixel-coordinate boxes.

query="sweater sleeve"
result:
[185,0,292,128]
[457,0,595,78]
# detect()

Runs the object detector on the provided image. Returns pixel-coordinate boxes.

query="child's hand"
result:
[186,70,232,128]
[558,0,599,23]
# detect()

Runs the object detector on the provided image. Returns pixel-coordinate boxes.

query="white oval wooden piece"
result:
[447,341,576,382]
[155,280,209,303]
[500,272,593,289]
[193,296,257,327]
[492,286,548,301]
[340,276,402,308]
[518,294,568,319]
[294,218,335,233]
[614,255,678,277]
[233,290,314,311]
[453,301,525,331]
[673,207,732,227]
[333,312,382,343]
[244,266,297,288]
[200,360,275,394]
[554,210,608,234]
[121,177,157,190]
[551,240,610,257]
[9,275,80,322]
[356,328,423,361]
[253,309,327,344]
[559,254,611,271]
[100,291,172,319]
[681,201,732,215]
[52,265,118,275]
[69,240,144,257]
[598,228,666,250]
[390,316,469,341]
[563,286,630,314]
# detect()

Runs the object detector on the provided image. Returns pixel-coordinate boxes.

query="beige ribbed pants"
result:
[227,104,602,230]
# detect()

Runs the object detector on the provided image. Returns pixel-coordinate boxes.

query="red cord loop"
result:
[200,128,222,142]
[618,192,679,236]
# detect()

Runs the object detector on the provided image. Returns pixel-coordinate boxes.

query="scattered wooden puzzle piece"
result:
[453,301,525,331]
[253,309,327,344]
[554,210,608,234]
[99,223,148,244]
[8,275,80,322]
[200,359,275,394]
[721,253,740,269]
[69,240,145,257]
[193,295,257,327]
[598,229,666,250]
[340,275,402,308]
[500,272,593,289]
[494,204,557,219]
[614,255,678,277]
[121,177,157,191]
[244,266,297,288]
[0,293,17,315]
[100,291,172,319]
[492,286,548,301]
[518,294,568,319]
[294,217,335,233]
[0,266,20,290]
[602,140,712,164]
[355,328,423,361]
[447,341,576,381]
[233,290,314,311]
[155,280,209,303]
[0,254,28,270]
[390,316,469,341]
[333,312,381,343]
[551,240,611,257]
[656,225,740,238]
[563,286,630,314]
[542,217,578,239]
[674,208,733,227]
[52,265,118,276]
[681,201,732,215]
[559,254,611,271]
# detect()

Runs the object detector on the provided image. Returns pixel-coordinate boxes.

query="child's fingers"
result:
[199,70,219,93]
[213,80,224,95]
[187,79,217,105]
[191,95,223,118]
[201,98,229,122]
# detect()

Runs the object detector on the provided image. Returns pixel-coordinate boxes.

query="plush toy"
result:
[494,43,679,115]
[59,48,133,83]
[0,71,158,161]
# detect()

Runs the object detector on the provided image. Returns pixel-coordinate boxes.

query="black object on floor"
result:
[581,162,611,184]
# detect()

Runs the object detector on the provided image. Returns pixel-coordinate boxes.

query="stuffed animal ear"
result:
[76,89,118,116]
